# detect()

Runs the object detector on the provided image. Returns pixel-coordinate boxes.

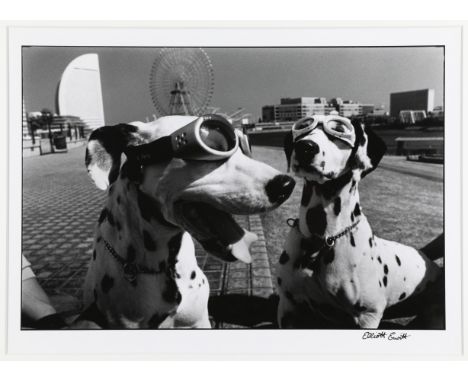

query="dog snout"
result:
[265,175,296,204]
[294,140,320,165]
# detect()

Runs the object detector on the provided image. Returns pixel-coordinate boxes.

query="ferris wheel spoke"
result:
[150,47,214,116]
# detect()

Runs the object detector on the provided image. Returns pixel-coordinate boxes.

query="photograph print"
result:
[20,43,445,331]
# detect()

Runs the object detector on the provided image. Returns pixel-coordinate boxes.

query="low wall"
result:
[247,128,444,155]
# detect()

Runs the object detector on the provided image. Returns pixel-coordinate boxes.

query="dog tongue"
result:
[228,229,257,263]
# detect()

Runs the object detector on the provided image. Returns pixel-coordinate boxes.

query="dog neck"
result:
[297,171,362,241]
[97,171,183,276]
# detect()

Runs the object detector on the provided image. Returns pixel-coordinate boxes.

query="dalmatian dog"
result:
[277,115,442,329]
[77,116,295,329]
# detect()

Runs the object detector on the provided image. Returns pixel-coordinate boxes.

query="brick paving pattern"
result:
[22,146,276,328]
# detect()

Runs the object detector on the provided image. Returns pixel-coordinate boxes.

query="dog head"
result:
[86,116,295,262]
[284,116,386,183]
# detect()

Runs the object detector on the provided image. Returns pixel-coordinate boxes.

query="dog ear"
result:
[283,130,293,171]
[85,124,142,190]
[351,120,386,178]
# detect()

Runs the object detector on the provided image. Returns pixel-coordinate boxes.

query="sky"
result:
[22,46,444,124]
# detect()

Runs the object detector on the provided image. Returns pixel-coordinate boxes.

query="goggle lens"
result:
[199,120,236,152]
[326,120,349,134]
[294,117,314,131]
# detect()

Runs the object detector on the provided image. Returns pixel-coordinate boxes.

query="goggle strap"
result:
[124,136,173,165]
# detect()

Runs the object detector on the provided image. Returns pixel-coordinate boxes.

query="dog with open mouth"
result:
[278,115,442,329]
[77,115,295,329]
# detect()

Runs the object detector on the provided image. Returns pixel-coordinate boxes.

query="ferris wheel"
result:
[149,48,215,116]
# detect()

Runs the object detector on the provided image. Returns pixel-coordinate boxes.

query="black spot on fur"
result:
[379,280,382,287]
[285,291,296,304]
[377,256,382,264]
[383,264,389,274]
[399,293,406,301]
[101,274,114,293]
[319,171,353,199]
[98,209,107,224]
[277,277,282,286]
[306,206,327,235]
[127,245,136,262]
[395,255,401,266]
[322,248,335,264]
[350,232,356,247]
[353,203,361,216]
[301,237,324,254]
[137,190,154,222]
[202,278,205,284]
[369,237,373,247]
[350,212,355,222]
[404,277,407,282]
[280,313,294,329]
[190,270,196,280]
[136,189,176,228]
[383,276,387,287]
[116,195,121,205]
[120,161,142,183]
[107,210,115,226]
[96,236,102,243]
[162,279,181,304]
[148,312,169,328]
[143,230,156,251]
[349,179,356,193]
[85,148,91,167]
[354,303,367,312]
[333,197,341,216]
[92,250,96,260]
[301,181,314,206]
[167,232,183,268]
[279,251,290,265]
[77,302,107,328]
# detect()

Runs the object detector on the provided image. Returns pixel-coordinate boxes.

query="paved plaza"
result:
[22,145,276,328]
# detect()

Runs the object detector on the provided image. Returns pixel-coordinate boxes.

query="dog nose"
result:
[294,140,320,164]
[265,175,296,204]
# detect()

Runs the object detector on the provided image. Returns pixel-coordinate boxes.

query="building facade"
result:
[390,89,435,118]
[261,97,384,122]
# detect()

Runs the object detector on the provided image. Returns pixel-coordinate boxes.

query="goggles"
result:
[125,114,251,164]
[291,115,356,147]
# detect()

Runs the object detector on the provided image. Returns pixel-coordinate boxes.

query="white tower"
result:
[57,53,105,130]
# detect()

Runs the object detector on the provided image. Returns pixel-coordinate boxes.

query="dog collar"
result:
[102,238,166,283]
[287,217,361,248]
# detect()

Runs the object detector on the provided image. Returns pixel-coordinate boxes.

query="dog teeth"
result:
[229,229,258,263]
